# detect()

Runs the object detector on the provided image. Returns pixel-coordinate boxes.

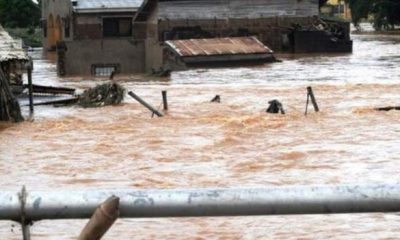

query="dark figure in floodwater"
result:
[266,100,285,114]
[211,95,221,103]
[109,70,115,80]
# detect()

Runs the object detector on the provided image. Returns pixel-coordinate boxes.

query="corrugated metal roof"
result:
[165,37,273,57]
[74,0,144,12]
[0,25,29,63]
[158,0,319,20]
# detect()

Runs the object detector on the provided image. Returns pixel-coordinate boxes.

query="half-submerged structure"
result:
[0,25,28,122]
[164,37,275,69]
[42,0,352,76]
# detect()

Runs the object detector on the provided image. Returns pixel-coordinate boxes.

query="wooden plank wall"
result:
[158,0,319,19]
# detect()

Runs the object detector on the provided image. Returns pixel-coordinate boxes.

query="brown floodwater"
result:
[1,33,400,239]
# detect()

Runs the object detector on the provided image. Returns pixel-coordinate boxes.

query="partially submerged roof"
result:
[73,0,144,13]
[0,25,29,63]
[165,37,274,64]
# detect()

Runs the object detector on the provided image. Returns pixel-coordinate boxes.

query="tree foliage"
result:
[0,0,41,28]
[345,0,400,30]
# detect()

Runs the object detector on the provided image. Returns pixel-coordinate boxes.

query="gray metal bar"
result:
[0,185,399,221]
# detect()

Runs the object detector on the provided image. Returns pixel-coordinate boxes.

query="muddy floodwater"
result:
[1,33,400,239]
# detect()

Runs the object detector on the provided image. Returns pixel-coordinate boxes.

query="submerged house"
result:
[0,25,29,85]
[0,25,28,122]
[42,0,352,76]
[164,37,275,70]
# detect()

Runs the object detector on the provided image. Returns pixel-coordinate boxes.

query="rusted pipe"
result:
[78,196,120,240]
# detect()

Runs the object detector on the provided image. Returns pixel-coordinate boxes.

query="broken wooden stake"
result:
[128,91,163,117]
[162,90,168,111]
[78,196,120,240]
[305,86,319,116]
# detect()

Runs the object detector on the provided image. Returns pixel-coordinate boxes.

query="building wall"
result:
[62,39,145,76]
[54,11,144,76]
[42,0,73,49]
[74,15,103,40]
[145,5,164,72]
[73,13,138,40]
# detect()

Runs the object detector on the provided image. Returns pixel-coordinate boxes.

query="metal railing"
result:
[1,184,399,239]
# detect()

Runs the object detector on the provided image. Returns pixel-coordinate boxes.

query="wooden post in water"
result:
[27,64,34,116]
[19,186,30,240]
[128,91,163,117]
[305,86,319,115]
[78,196,120,240]
[162,90,168,111]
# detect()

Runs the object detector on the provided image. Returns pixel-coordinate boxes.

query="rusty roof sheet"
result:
[165,37,273,58]
[0,25,29,63]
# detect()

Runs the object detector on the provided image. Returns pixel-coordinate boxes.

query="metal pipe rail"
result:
[0,185,399,221]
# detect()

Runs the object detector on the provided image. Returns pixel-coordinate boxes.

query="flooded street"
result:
[1,33,400,239]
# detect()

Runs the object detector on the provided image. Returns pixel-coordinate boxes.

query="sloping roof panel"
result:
[0,25,29,63]
[74,0,144,12]
[165,37,273,58]
[158,0,319,19]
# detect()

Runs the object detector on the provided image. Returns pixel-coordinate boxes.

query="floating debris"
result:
[78,82,125,108]
[375,106,400,112]
[266,100,285,114]
[29,97,79,107]
[211,95,221,103]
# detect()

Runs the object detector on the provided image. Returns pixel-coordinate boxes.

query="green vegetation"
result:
[5,28,42,48]
[0,0,42,47]
[345,0,400,30]
[0,0,41,28]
